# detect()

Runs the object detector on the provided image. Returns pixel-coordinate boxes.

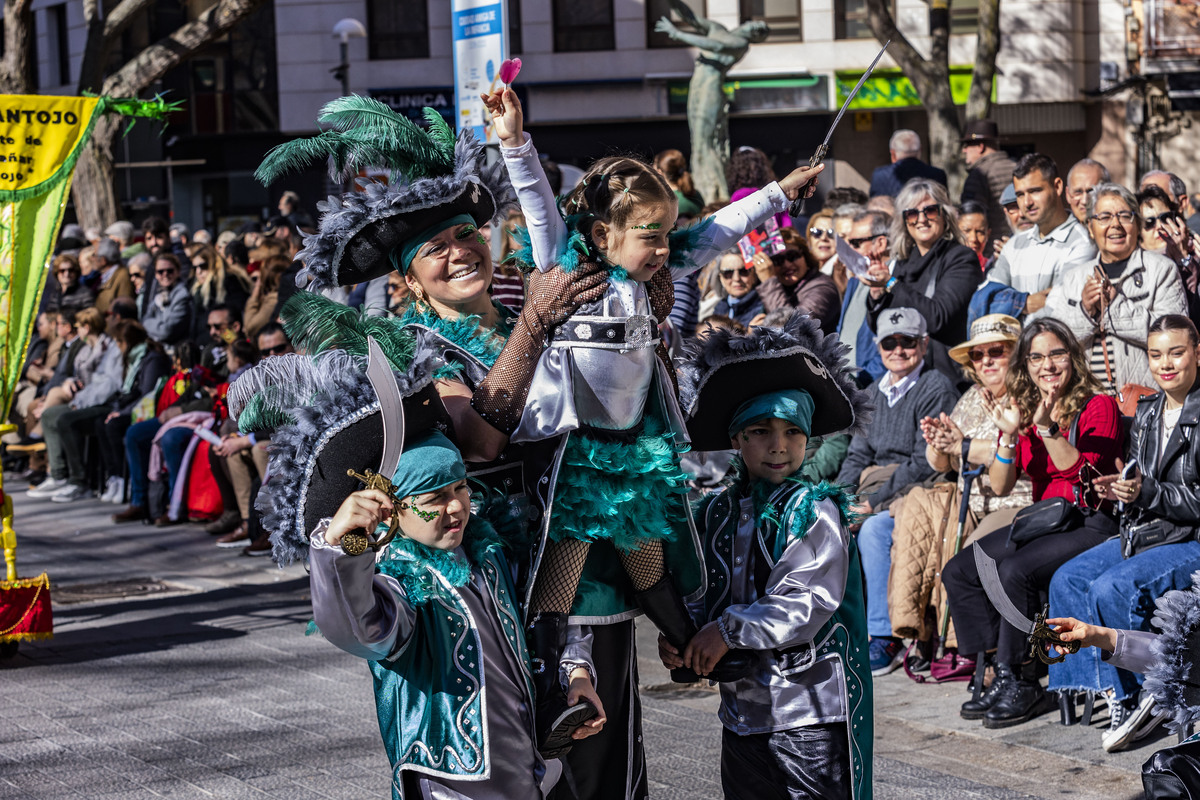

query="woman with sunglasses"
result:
[186,242,252,344]
[40,254,95,316]
[942,318,1123,729]
[865,178,981,386]
[1041,183,1187,395]
[713,250,765,327]
[751,226,841,334]
[1047,314,1200,752]
[806,209,837,271]
[1138,184,1200,321]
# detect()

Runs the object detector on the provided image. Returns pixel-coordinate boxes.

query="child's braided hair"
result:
[565,156,676,236]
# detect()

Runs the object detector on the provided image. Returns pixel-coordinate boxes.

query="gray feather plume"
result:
[1146,571,1200,736]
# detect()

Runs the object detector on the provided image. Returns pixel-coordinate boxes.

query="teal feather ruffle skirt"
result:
[548,420,690,553]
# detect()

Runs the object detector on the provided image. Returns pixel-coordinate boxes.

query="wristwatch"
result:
[1036,421,1060,439]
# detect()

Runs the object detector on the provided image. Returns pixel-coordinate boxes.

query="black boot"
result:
[961,656,1007,721]
[983,661,1055,729]
[636,575,755,684]
[526,612,597,759]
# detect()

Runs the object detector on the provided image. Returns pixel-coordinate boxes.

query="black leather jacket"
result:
[1123,386,1200,555]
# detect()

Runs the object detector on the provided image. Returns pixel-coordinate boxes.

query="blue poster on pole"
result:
[451,0,507,142]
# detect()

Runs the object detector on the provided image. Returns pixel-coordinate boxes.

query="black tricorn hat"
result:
[255,97,514,290]
[678,313,873,452]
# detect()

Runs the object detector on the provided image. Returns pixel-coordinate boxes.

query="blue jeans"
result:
[158,427,193,493]
[1048,537,1200,701]
[124,419,162,508]
[857,510,896,638]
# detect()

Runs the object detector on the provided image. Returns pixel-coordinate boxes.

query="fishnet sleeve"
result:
[472,262,608,435]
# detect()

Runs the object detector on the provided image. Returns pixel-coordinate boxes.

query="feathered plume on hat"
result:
[677,312,873,451]
[1145,571,1200,737]
[227,330,448,565]
[255,97,515,290]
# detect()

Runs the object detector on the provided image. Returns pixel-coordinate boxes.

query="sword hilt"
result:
[1029,606,1080,665]
[788,144,828,219]
[345,468,402,552]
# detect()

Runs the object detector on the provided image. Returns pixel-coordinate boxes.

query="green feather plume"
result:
[236,391,299,434]
[255,96,456,185]
[279,292,417,371]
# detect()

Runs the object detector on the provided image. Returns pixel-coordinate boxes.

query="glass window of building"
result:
[368,0,430,60]
[740,0,802,42]
[553,0,616,52]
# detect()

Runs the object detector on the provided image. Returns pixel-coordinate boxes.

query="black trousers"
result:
[549,620,648,800]
[96,413,130,478]
[942,510,1116,665]
[57,405,109,486]
[721,723,851,800]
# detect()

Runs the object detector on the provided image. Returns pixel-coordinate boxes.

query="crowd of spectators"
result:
[7,120,1200,758]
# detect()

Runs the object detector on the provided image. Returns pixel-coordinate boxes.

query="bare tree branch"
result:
[101,0,264,97]
[102,0,157,42]
[965,0,1001,122]
[863,0,931,86]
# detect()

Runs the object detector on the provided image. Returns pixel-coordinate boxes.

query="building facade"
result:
[24,0,1200,227]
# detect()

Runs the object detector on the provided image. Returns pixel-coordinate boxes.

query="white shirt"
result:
[986,215,1097,294]
[880,366,922,408]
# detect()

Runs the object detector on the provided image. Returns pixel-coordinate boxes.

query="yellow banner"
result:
[0,95,101,198]
[0,94,104,418]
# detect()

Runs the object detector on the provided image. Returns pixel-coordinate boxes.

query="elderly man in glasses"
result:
[835,307,960,677]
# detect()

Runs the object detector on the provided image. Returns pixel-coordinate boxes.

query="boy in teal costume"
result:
[664,312,875,800]
[309,431,605,799]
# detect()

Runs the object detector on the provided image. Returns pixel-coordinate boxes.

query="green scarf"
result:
[376,515,505,606]
[121,342,149,394]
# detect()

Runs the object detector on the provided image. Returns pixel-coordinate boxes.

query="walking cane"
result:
[938,437,984,659]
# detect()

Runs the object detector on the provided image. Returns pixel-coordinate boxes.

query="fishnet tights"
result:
[529,538,667,614]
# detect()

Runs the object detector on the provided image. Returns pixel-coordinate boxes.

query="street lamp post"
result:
[331,18,367,97]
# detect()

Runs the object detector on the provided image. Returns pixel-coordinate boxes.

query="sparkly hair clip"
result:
[629,222,662,230]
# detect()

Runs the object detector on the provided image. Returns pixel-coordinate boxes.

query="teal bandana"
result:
[393,213,475,275]
[391,431,467,500]
[728,389,815,438]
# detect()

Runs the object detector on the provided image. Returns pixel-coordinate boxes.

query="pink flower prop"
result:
[499,58,522,86]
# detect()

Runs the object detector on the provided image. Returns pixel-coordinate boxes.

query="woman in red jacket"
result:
[942,317,1122,729]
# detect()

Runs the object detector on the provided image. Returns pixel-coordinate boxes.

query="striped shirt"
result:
[987,215,1097,294]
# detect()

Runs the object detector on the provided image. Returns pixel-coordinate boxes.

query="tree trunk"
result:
[864,0,1002,196]
[70,0,265,227]
[70,115,121,232]
[0,0,33,94]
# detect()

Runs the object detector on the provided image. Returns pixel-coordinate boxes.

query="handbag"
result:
[1008,409,1086,547]
[1009,497,1084,546]
[1143,736,1200,798]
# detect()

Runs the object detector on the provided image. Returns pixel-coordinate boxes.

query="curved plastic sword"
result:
[789,40,891,218]
[972,543,1079,664]
[366,336,405,482]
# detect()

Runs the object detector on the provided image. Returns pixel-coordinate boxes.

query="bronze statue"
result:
[655,1,768,201]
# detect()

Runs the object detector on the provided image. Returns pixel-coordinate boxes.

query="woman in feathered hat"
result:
[666,311,875,800]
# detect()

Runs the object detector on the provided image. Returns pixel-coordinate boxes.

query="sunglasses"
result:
[848,234,885,250]
[1077,463,1104,510]
[1143,211,1178,230]
[155,268,177,276]
[56,269,76,276]
[770,250,802,265]
[968,344,1010,362]
[903,203,941,224]
[880,335,919,351]
[129,273,144,280]
[719,266,753,279]
[261,343,290,355]
[808,227,835,239]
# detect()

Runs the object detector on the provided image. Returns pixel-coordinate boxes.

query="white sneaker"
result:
[108,477,126,504]
[50,483,91,503]
[27,477,69,498]
[99,477,118,503]
[1102,692,1166,752]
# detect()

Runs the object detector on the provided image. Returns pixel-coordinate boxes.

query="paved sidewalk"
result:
[1,484,1152,798]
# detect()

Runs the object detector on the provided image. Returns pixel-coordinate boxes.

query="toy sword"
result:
[972,543,1080,664]
[789,40,891,219]
[341,336,407,556]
